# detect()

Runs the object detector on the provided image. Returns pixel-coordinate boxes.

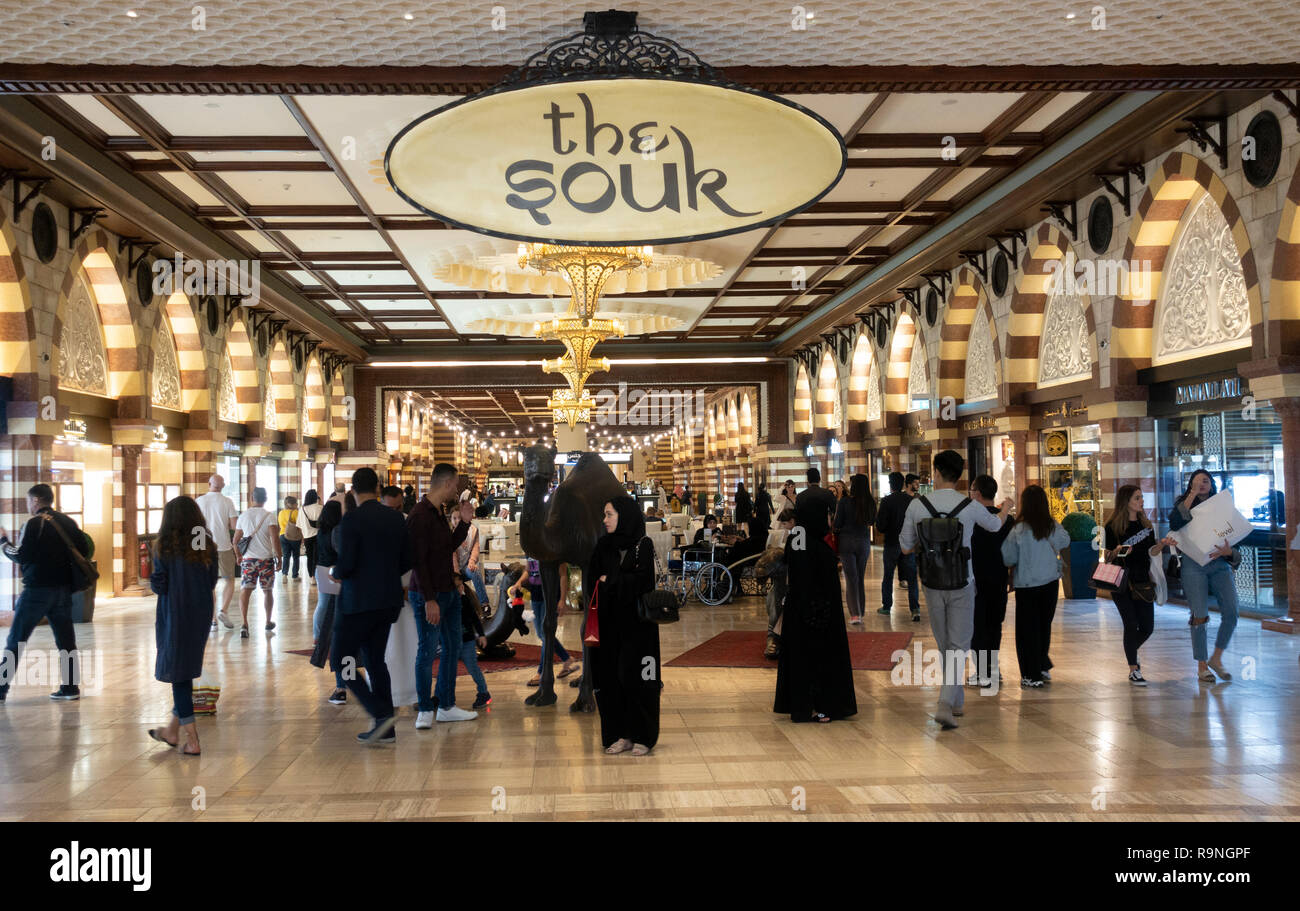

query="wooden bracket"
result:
[117,237,156,276]
[1271,90,1299,130]
[8,174,50,217]
[958,249,988,282]
[897,287,920,311]
[1041,200,1077,240]
[68,207,104,248]
[992,229,1026,265]
[922,271,950,300]
[1175,116,1228,170]
[1095,163,1146,217]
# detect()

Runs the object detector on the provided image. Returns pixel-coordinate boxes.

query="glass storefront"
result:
[255,461,279,511]
[50,439,114,595]
[137,449,182,536]
[322,462,336,496]
[1155,401,1287,617]
[1043,423,1103,525]
[990,434,1017,506]
[218,452,243,509]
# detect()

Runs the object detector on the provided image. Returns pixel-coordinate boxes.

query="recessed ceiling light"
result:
[1065,12,1076,19]
[403,13,414,20]
[126,10,138,18]
[204,102,221,109]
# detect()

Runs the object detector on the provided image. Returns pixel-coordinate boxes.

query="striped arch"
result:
[386,395,400,455]
[847,332,873,421]
[941,266,1004,405]
[1005,223,1099,401]
[1113,151,1262,387]
[726,396,740,455]
[162,292,210,421]
[739,393,754,453]
[885,309,920,417]
[792,363,812,435]
[814,348,839,436]
[225,315,260,423]
[1270,160,1300,356]
[268,338,296,435]
[303,356,328,439]
[0,215,37,400]
[330,370,348,444]
[55,238,141,400]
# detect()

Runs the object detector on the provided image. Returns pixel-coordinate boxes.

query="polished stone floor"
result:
[1,557,1298,822]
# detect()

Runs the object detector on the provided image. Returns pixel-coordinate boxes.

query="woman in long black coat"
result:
[148,495,219,756]
[734,482,754,525]
[774,499,857,723]
[587,496,660,756]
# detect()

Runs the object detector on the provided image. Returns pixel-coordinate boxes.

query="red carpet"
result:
[665,630,912,670]
[287,643,582,676]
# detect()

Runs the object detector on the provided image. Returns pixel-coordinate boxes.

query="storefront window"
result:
[1155,402,1286,616]
[50,440,113,593]
[255,462,279,510]
[1043,424,1103,525]
[991,434,1017,506]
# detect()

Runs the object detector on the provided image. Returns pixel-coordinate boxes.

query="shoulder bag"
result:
[39,513,99,591]
[584,580,601,646]
[238,510,271,556]
[636,536,680,624]
[1092,527,1149,593]
[284,510,303,542]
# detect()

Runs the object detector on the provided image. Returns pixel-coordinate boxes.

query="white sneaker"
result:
[415,711,435,730]
[217,611,234,629]
[436,706,478,723]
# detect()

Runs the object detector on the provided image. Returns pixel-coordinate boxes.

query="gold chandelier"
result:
[517,244,652,320]
[547,386,598,429]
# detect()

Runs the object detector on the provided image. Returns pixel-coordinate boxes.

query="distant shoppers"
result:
[278,495,302,580]
[380,485,404,510]
[331,467,412,746]
[196,474,239,630]
[835,473,875,625]
[775,496,857,724]
[590,496,660,754]
[452,573,491,709]
[905,474,920,497]
[1167,470,1237,682]
[312,489,352,704]
[454,509,491,607]
[510,557,580,687]
[755,482,774,531]
[147,495,219,756]
[1103,485,1175,686]
[780,480,798,513]
[735,482,754,525]
[969,474,1013,686]
[298,489,322,582]
[408,464,478,726]
[402,485,417,515]
[0,484,91,703]
[900,450,1011,730]
[875,472,920,621]
[761,509,797,658]
[232,486,281,638]
[1000,485,1069,688]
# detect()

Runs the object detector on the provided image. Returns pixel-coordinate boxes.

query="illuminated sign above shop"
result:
[385,14,846,246]
[1175,376,1242,406]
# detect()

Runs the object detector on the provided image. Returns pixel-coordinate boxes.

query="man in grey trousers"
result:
[900,450,1011,730]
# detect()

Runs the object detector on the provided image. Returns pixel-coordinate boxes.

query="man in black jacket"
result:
[330,468,413,745]
[0,484,91,702]
[969,474,1014,689]
[875,471,920,621]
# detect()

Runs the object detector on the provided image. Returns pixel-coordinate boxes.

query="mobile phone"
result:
[1113,545,1132,559]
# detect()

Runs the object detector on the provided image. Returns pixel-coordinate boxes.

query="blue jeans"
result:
[533,592,570,674]
[173,680,194,726]
[0,585,77,697]
[458,640,488,696]
[881,545,919,614]
[1181,558,1239,662]
[410,590,443,712]
[460,566,490,607]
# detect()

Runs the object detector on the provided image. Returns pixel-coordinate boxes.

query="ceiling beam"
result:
[850,132,1045,149]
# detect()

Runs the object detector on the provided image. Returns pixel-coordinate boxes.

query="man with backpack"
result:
[900,451,1011,730]
[0,484,93,703]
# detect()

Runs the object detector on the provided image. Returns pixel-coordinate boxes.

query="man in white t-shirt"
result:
[900,449,1011,730]
[196,474,239,630]
[231,486,282,638]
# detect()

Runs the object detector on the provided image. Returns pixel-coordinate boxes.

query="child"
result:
[508,558,579,687]
[453,573,491,709]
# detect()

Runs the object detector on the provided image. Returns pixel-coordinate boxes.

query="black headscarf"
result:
[605,495,646,550]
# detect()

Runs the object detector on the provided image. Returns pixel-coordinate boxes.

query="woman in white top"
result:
[298,489,322,583]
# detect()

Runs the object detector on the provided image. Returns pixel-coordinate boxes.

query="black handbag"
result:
[637,537,680,625]
[40,513,99,592]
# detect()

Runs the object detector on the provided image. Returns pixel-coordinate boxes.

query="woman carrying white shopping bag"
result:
[1168,470,1240,682]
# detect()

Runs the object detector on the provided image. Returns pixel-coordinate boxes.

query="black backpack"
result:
[915,496,972,591]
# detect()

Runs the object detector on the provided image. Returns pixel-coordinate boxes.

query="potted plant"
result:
[1060,511,1098,600]
[70,531,97,623]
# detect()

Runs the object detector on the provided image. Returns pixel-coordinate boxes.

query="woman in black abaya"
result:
[588,496,661,755]
[774,499,857,723]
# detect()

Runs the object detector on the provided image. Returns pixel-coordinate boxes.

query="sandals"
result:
[149,728,200,755]
[557,661,579,679]
[1198,668,1218,682]
[147,728,178,748]
[630,743,651,756]
[809,712,831,724]
[526,675,541,687]
[605,738,633,754]
[1208,661,1233,680]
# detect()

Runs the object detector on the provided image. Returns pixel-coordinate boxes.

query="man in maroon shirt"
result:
[407,463,477,727]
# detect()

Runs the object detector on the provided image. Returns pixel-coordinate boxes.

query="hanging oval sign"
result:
[386,77,846,246]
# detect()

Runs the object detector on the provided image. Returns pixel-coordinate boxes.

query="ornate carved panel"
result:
[263,382,277,431]
[58,273,108,395]
[963,309,998,402]
[1154,193,1250,362]
[866,357,882,421]
[151,316,182,410]
[1039,271,1092,384]
[908,335,928,407]
[218,354,238,422]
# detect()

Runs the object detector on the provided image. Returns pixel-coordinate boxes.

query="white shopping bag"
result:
[1169,490,1251,566]
[385,601,419,709]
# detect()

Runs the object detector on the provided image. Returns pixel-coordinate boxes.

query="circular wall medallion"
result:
[924,288,939,328]
[205,298,219,335]
[1044,430,1069,457]
[875,317,887,348]
[1242,110,1282,189]
[1087,197,1113,255]
[991,250,1010,296]
[31,203,58,263]
[135,262,154,307]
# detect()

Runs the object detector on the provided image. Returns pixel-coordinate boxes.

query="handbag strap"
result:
[641,535,665,579]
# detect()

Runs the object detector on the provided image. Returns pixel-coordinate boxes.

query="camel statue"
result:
[519,442,627,711]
